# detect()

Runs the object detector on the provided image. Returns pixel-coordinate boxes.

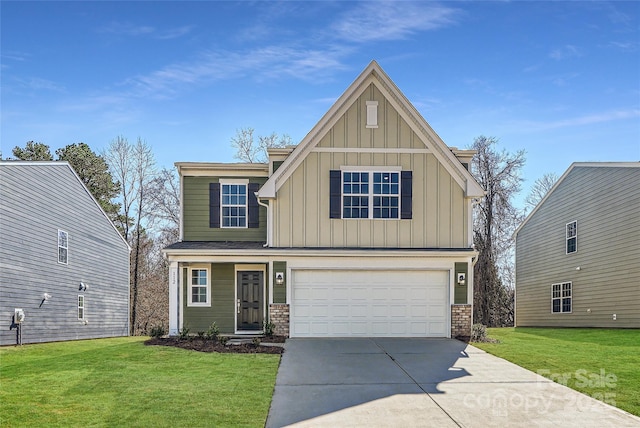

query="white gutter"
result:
[255,194,271,247]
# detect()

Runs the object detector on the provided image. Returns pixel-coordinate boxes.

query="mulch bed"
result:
[145,336,286,354]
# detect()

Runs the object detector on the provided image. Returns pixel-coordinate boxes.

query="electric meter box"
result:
[15,308,25,323]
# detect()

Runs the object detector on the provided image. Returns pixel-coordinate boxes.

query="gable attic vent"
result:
[366,101,378,128]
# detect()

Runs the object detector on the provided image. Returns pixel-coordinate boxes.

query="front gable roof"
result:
[514,161,640,237]
[258,60,484,199]
[0,161,130,251]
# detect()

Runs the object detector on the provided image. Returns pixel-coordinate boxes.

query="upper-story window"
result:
[566,221,577,254]
[222,184,247,228]
[330,169,412,220]
[209,181,259,229]
[343,171,400,219]
[58,230,68,264]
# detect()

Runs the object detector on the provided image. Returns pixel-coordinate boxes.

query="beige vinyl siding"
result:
[182,176,267,241]
[271,84,469,248]
[516,166,640,328]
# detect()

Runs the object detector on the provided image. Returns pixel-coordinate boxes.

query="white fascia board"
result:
[163,248,478,261]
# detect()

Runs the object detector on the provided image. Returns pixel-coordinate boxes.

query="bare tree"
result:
[105,137,156,334]
[148,167,180,241]
[231,127,292,163]
[470,136,525,327]
[524,172,558,213]
[105,136,136,239]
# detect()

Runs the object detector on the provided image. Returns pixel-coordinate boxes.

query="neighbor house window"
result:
[343,171,399,219]
[58,230,68,264]
[188,267,210,307]
[78,295,85,320]
[566,221,577,254]
[552,282,572,313]
[221,184,247,228]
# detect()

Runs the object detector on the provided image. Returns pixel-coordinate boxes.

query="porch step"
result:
[225,338,256,346]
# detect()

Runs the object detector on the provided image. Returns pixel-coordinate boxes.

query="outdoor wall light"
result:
[275,272,285,286]
[79,282,88,291]
[457,273,466,286]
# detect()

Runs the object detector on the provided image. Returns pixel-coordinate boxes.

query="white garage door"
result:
[290,270,449,337]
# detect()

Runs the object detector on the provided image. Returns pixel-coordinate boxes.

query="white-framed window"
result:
[552,282,572,313]
[221,184,247,228]
[58,230,68,264]
[566,221,577,254]
[188,266,211,307]
[343,171,400,219]
[78,295,85,320]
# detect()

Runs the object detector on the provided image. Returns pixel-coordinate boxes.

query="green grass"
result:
[473,328,640,416]
[0,337,281,427]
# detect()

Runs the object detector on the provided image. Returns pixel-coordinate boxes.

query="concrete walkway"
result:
[266,338,640,427]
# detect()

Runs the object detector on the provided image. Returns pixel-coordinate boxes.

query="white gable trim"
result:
[257,61,484,199]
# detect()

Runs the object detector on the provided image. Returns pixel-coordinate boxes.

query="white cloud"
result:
[331,1,460,43]
[98,22,193,39]
[550,45,582,60]
[517,109,640,132]
[122,45,351,98]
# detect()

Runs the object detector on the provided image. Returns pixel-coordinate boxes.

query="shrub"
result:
[219,336,229,345]
[263,321,276,337]
[178,326,190,340]
[471,323,487,342]
[149,325,166,338]
[252,337,261,346]
[205,322,220,340]
[196,331,205,339]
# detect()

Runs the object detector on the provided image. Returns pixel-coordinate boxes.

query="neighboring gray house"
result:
[0,161,130,345]
[515,162,639,328]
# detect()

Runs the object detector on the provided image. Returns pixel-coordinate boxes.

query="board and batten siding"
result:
[182,176,267,241]
[272,84,469,248]
[0,163,130,345]
[515,165,640,328]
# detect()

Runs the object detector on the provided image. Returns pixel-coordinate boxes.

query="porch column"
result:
[169,261,179,335]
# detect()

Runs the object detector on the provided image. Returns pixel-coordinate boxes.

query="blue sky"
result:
[2,1,639,208]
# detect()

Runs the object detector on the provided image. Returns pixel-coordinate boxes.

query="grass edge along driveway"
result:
[0,336,280,428]
[473,328,639,417]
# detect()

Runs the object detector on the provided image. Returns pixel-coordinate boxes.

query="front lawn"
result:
[473,328,640,416]
[0,337,281,427]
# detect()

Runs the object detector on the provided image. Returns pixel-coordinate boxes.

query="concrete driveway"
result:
[266,338,639,428]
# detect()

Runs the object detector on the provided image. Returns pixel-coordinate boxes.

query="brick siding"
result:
[269,304,290,337]
[451,304,472,339]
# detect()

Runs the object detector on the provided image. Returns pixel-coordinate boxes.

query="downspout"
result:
[256,195,270,247]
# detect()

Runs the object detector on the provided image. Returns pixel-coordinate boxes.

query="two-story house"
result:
[164,61,484,338]
[0,161,130,345]
[515,162,639,328]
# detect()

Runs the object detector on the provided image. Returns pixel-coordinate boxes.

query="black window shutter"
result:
[248,183,260,228]
[401,171,412,219]
[330,170,341,219]
[210,183,220,228]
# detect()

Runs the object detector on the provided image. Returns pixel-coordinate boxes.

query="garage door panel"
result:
[291,270,449,338]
